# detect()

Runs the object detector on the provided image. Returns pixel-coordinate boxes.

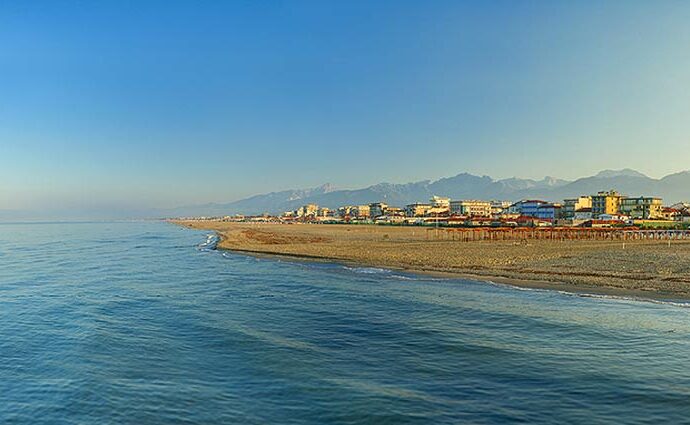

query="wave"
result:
[342,266,392,275]
[573,293,690,308]
[484,280,690,308]
[197,233,219,251]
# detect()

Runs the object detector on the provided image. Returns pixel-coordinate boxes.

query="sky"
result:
[1,0,690,215]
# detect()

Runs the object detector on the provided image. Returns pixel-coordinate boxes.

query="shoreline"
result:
[217,244,690,303]
[174,220,690,301]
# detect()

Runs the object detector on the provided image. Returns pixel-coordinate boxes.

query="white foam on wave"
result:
[485,280,690,308]
[574,292,690,308]
[484,280,541,292]
[342,266,391,274]
[197,233,219,251]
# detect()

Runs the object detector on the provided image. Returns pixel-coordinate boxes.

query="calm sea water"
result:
[1,221,690,424]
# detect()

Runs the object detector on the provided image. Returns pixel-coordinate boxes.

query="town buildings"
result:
[268,186,685,229]
[620,197,663,219]
[369,203,388,220]
[534,203,562,220]
[592,191,622,218]
[450,200,491,217]
[509,200,550,217]
[405,203,432,217]
[563,196,592,219]
[297,203,319,218]
[490,201,512,217]
[351,205,370,219]
[430,196,451,209]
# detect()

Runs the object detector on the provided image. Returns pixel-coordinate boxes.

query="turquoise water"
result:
[1,221,690,424]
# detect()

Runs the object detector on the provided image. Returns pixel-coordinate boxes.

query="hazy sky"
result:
[2,1,690,212]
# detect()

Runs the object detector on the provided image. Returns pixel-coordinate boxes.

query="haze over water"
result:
[1,221,690,424]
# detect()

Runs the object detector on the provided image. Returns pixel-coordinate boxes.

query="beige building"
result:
[338,205,371,219]
[369,202,388,219]
[563,196,592,219]
[490,201,512,217]
[386,207,404,216]
[620,197,663,219]
[450,200,492,217]
[591,191,622,218]
[405,203,432,217]
[430,196,451,209]
[351,205,370,218]
[297,203,319,218]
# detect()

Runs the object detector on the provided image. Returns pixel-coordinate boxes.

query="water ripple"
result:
[1,221,689,424]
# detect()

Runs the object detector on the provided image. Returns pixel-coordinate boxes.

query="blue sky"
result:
[2,1,690,213]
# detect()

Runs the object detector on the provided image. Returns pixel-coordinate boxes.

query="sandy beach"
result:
[174,220,690,299]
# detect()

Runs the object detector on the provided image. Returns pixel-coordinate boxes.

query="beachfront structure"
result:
[661,208,681,221]
[598,214,630,222]
[563,196,592,219]
[338,205,371,219]
[534,203,562,220]
[592,191,622,218]
[670,202,690,211]
[620,196,663,219]
[490,201,512,217]
[430,196,451,209]
[337,206,352,217]
[405,203,432,217]
[352,205,370,218]
[450,200,491,217]
[369,202,388,219]
[297,203,319,218]
[574,208,593,221]
[509,200,550,218]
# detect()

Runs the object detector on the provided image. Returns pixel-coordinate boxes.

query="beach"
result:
[174,221,690,298]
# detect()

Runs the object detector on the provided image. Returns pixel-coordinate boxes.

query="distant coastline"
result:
[173,220,690,301]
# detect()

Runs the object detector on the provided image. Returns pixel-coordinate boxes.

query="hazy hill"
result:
[162,169,690,217]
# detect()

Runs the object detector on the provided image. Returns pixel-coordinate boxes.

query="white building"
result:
[430,196,451,209]
[451,200,492,217]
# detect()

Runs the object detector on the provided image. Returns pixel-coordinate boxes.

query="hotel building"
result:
[620,197,663,219]
[591,191,622,218]
[450,200,492,217]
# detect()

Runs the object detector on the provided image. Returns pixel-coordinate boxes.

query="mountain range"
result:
[166,169,690,217]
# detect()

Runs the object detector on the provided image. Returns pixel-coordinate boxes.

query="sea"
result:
[1,221,689,424]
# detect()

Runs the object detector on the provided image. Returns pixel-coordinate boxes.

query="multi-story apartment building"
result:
[337,206,353,217]
[297,203,319,218]
[405,203,432,217]
[490,201,513,217]
[351,205,370,219]
[563,196,592,219]
[369,202,388,219]
[450,200,492,217]
[386,207,404,216]
[509,200,550,217]
[591,191,622,218]
[317,207,331,217]
[535,203,562,220]
[430,196,451,209]
[620,197,663,219]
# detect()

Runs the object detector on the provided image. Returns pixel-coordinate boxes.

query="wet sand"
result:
[173,220,690,299]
